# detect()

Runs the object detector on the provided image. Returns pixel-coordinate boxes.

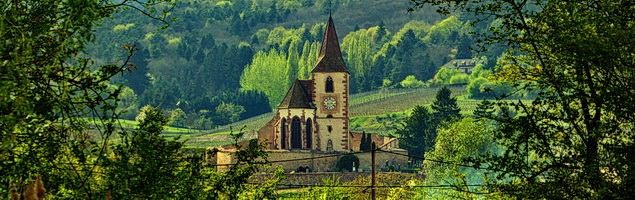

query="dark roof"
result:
[312,16,349,73]
[278,80,314,109]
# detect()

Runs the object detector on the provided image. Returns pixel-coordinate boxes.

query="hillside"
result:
[85,0,491,133]
[183,85,476,148]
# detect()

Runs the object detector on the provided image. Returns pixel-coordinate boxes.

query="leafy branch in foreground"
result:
[1,0,174,198]
[410,0,635,198]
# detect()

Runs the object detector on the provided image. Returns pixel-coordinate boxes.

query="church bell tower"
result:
[311,15,350,151]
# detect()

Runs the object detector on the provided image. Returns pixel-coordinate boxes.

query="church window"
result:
[281,118,287,149]
[327,125,333,133]
[326,139,333,151]
[291,117,302,149]
[326,114,333,118]
[326,77,334,93]
[306,118,313,149]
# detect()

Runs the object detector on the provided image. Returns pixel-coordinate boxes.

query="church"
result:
[208,16,406,172]
[257,15,352,152]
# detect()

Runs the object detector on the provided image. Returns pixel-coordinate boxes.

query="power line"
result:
[376,149,508,173]
[246,183,486,189]
[206,150,370,167]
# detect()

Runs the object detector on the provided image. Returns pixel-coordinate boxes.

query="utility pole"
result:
[371,142,376,200]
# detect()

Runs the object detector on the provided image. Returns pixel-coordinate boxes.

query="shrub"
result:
[434,67,462,84]
[449,73,469,85]
[400,75,425,88]
[467,77,489,98]
[336,155,360,172]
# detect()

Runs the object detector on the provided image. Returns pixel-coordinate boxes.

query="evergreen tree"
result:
[388,30,428,82]
[431,86,461,124]
[397,106,436,159]
[473,100,495,120]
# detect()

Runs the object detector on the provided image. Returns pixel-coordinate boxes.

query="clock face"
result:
[323,97,337,110]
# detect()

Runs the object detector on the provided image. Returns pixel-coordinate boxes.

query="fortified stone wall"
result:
[209,149,409,172]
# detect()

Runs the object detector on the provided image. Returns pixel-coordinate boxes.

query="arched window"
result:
[325,77,334,93]
[326,139,333,152]
[291,117,302,149]
[306,118,313,149]
[280,118,287,149]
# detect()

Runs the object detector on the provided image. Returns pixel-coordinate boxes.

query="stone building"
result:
[207,16,408,172]
[258,15,352,152]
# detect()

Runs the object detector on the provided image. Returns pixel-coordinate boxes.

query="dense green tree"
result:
[397,106,436,159]
[412,0,635,198]
[0,0,175,197]
[387,30,427,82]
[431,86,461,124]
[213,102,246,125]
[103,106,187,199]
[416,118,500,199]
[240,49,290,107]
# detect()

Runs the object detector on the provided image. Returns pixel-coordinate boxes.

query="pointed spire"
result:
[313,15,349,73]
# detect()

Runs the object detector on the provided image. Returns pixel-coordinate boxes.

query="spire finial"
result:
[328,0,332,17]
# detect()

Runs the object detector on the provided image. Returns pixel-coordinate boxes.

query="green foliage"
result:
[205,127,274,199]
[433,67,463,84]
[422,16,465,44]
[103,106,188,199]
[336,155,360,172]
[115,86,140,119]
[342,25,390,92]
[448,73,469,85]
[0,0,175,197]
[399,75,425,88]
[240,49,290,107]
[382,79,393,88]
[397,86,462,158]
[214,102,246,125]
[416,118,502,199]
[412,0,635,198]
[168,108,187,128]
[300,176,351,200]
[397,106,436,158]
[431,86,461,123]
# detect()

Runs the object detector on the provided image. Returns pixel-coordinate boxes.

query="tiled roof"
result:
[312,16,349,73]
[278,80,314,109]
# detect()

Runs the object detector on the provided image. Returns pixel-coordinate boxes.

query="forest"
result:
[88,0,508,129]
[2,0,634,199]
